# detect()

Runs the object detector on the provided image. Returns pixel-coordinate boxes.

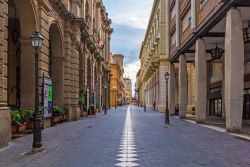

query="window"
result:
[209,62,222,83]
[170,3,176,20]
[68,0,72,11]
[76,4,80,17]
[182,10,191,32]
[171,31,176,46]
[200,0,208,9]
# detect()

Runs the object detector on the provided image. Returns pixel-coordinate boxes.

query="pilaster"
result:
[169,63,176,115]
[179,55,187,118]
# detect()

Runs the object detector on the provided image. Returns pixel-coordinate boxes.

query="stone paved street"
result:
[0,105,250,167]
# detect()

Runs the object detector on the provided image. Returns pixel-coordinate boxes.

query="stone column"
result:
[195,38,207,123]
[176,0,180,47]
[179,55,188,118]
[0,0,11,149]
[225,8,244,132]
[158,61,168,112]
[169,63,176,115]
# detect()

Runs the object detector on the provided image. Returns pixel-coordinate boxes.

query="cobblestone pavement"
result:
[0,105,250,167]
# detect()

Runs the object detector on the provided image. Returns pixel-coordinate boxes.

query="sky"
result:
[103,0,154,96]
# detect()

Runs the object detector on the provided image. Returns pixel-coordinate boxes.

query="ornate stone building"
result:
[123,77,132,104]
[136,0,195,112]
[0,0,112,149]
[110,54,124,107]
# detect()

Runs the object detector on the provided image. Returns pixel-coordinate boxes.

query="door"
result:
[243,94,250,120]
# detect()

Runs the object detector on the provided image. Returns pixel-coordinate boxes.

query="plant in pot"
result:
[53,106,65,123]
[20,108,35,130]
[79,87,87,117]
[10,109,21,134]
[13,109,26,133]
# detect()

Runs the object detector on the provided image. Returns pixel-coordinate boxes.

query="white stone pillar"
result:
[179,55,188,118]
[225,8,244,132]
[195,38,207,123]
[169,63,176,115]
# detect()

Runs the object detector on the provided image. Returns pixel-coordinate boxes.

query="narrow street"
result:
[0,105,250,167]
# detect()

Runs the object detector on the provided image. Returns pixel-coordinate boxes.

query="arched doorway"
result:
[8,0,37,108]
[49,24,64,106]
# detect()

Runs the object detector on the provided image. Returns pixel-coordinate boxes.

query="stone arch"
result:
[8,0,38,108]
[49,23,64,106]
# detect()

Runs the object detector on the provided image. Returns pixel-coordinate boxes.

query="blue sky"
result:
[103,0,153,95]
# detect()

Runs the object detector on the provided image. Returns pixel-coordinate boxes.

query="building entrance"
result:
[243,94,250,120]
[209,98,222,117]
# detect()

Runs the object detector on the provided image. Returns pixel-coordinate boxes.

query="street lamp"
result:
[30,31,43,151]
[164,72,170,124]
[104,82,107,115]
[210,44,224,60]
[243,21,250,43]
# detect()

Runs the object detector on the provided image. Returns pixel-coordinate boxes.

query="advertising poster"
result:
[44,77,53,118]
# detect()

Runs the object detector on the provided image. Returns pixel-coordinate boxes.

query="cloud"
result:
[104,0,153,29]
[103,0,153,95]
[110,23,144,64]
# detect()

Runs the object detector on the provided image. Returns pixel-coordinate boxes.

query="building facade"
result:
[0,0,112,149]
[167,0,250,132]
[123,77,132,104]
[137,0,195,112]
[110,54,124,107]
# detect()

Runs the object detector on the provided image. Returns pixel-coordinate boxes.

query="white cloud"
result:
[104,0,153,29]
[103,0,153,95]
[123,60,141,95]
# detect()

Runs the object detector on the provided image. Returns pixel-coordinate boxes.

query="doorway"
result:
[209,98,222,117]
[243,94,250,120]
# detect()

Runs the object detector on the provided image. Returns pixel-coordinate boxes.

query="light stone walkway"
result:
[115,105,139,167]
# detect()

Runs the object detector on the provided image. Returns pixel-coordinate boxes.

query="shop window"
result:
[244,43,250,62]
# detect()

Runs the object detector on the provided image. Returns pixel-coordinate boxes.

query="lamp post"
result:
[164,72,170,124]
[30,31,44,151]
[104,82,107,115]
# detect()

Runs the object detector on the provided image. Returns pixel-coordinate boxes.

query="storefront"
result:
[243,89,250,120]
[208,87,222,117]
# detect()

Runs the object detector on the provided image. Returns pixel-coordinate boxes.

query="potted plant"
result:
[53,106,65,123]
[79,87,87,117]
[10,109,21,134]
[20,108,35,129]
[18,109,27,133]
